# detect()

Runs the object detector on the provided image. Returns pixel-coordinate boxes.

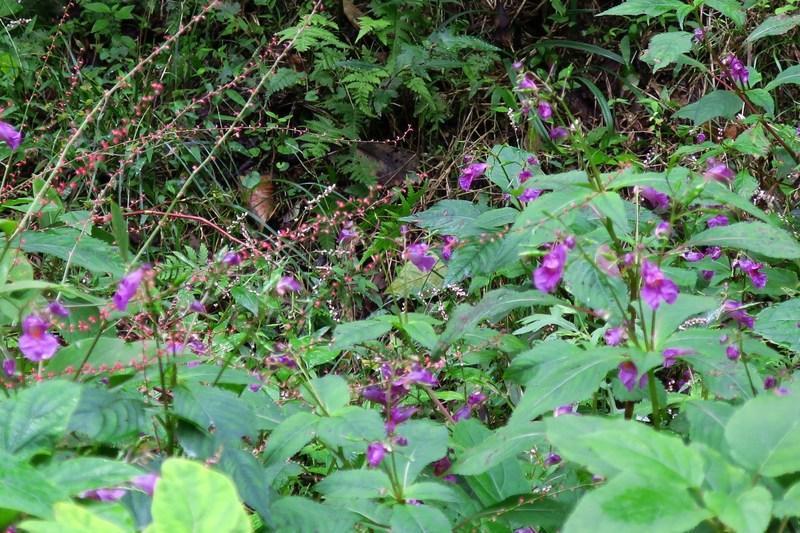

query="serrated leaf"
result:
[20,502,126,533]
[765,65,800,91]
[68,387,147,443]
[315,469,393,499]
[40,458,141,496]
[599,0,686,17]
[270,496,358,532]
[704,0,745,26]
[452,420,544,476]
[20,228,125,276]
[0,456,65,518]
[390,504,451,532]
[688,221,800,259]
[746,14,800,43]
[173,383,258,444]
[674,90,741,125]
[332,316,394,349]
[642,32,693,72]
[755,298,800,353]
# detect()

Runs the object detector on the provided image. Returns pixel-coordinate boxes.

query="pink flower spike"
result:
[537,101,553,120]
[458,162,488,191]
[0,121,22,150]
[113,265,150,311]
[404,243,437,272]
[533,243,568,293]
[19,315,60,362]
[276,276,302,295]
[704,161,735,183]
[604,326,627,346]
[640,260,679,310]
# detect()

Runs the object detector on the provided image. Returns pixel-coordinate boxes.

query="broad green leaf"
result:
[476,495,569,532]
[642,32,693,72]
[688,222,800,259]
[20,228,125,276]
[401,318,438,350]
[332,316,394,350]
[703,486,771,533]
[387,261,445,298]
[599,0,685,17]
[40,458,140,496]
[443,231,523,285]
[765,65,800,91]
[563,473,710,533]
[270,496,357,533]
[730,125,770,157]
[0,456,65,518]
[774,482,800,518]
[390,504,451,532]
[47,337,156,373]
[755,298,800,353]
[316,406,384,453]
[704,0,745,26]
[403,482,461,502]
[650,294,717,348]
[401,200,489,237]
[674,90,741,125]
[20,502,126,533]
[745,88,774,115]
[148,458,250,533]
[746,14,800,43]
[394,420,448,487]
[486,144,535,191]
[684,400,735,455]
[68,387,147,443]
[452,419,544,477]
[218,448,274,524]
[0,380,81,459]
[262,412,319,466]
[301,375,350,414]
[109,200,129,263]
[173,383,258,444]
[564,257,629,320]
[725,393,800,476]
[702,181,774,224]
[315,469,393,499]
[589,192,629,234]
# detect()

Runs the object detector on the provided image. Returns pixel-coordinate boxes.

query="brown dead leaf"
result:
[343,0,364,29]
[248,173,277,222]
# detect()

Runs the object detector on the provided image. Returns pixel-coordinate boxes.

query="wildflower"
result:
[432,456,452,476]
[703,159,734,183]
[640,260,679,310]
[386,405,417,433]
[639,187,669,211]
[726,345,740,361]
[165,341,184,355]
[276,276,302,295]
[265,355,297,368]
[662,347,695,368]
[518,169,532,183]
[19,315,60,362]
[553,404,575,417]
[453,405,472,421]
[533,243,568,293]
[707,215,729,228]
[604,326,627,346]
[564,236,576,249]
[132,473,159,496]
[537,101,553,120]
[188,339,207,355]
[222,251,241,266]
[595,245,620,277]
[618,361,639,392]
[458,162,488,191]
[48,301,69,318]
[189,300,206,313]
[81,488,126,502]
[683,250,705,262]
[442,236,458,261]
[696,132,707,143]
[654,221,671,238]
[544,453,562,466]
[186,360,201,368]
[512,60,523,70]
[400,364,438,387]
[549,126,569,141]
[467,391,486,406]
[763,376,777,389]
[706,247,722,260]
[366,442,386,467]
[518,188,542,203]
[726,54,749,84]
[719,334,729,344]
[404,243,437,272]
[527,155,539,165]
[693,27,705,41]
[734,257,767,289]
[723,300,755,329]
[113,265,150,311]
[775,386,790,396]
[0,121,22,150]
[518,72,537,90]
[338,222,358,244]
[3,358,15,376]
[701,270,715,281]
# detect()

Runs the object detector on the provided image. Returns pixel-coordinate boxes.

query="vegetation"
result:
[1,0,800,531]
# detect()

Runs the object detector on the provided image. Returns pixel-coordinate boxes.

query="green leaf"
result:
[745,88,774,115]
[0,380,81,459]
[730,125,770,157]
[563,473,710,533]
[387,261,445,298]
[332,316,394,350]
[20,228,125,276]
[401,200,489,237]
[262,412,319,466]
[599,0,686,17]
[755,298,800,353]
[316,406,384,453]
[536,40,623,64]
[218,448,274,525]
[109,200,129,263]
[564,257,629,320]
[403,482,461,503]
[0,0,23,16]
[40,458,141,496]
[703,486,771,533]
[83,2,113,13]
[68,387,147,443]
[0,456,64,518]
[20,502,127,533]
[148,458,250,533]
[47,337,156,373]
[765,65,800,91]
[452,419,544,477]
[173,383,258,444]
[301,375,350,414]
[688,221,800,259]
[401,319,438,350]
[774,481,800,518]
[270,496,357,532]
[725,393,800,476]
[684,400,735,455]
[390,505,451,532]
[704,0,745,26]
[650,294,717,348]
[394,420,448,487]
[642,32,693,72]
[315,469,393,499]
[590,192,629,234]
[746,14,800,43]
[674,90,741,125]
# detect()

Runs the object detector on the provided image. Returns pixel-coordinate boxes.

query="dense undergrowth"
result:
[1,0,800,531]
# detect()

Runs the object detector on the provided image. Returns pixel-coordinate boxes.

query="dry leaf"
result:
[343,0,364,29]
[248,173,277,222]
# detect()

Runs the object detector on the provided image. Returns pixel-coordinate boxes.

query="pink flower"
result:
[595,244,620,277]
[19,315,60,362]
[458,162,488,191]
[704,160,734,183]
[113,265,150,311]
[189,300,206,313]
[549,126,569,141]
[518,188,542,203]
[640,260,678,310]
[662,347,695,368]
[682,250,705,262]
[81,488,126,502]
[442,236,458,261]
[707,215,729,228]
[518,72,537,90]
[222,251,241,266]
[404,243,437,272]
[537,101,553,120]
[0,121,22,150]
[604,326,627,346]
[639,187,669,211]
[533,243,568,293]
[48,300,70,317]
[338,221,358,244]
[132,473,159,496]
[734,257,767,289]
[696,132,707,143]
[654,221,671,238]
[512,60,523,70]
[366,442,386,467]
[726,345,740,361]
[276,276,302,295]
[706,247,722,260]
[726,54,749,84]
[723,300,755,329]
[618,361,646,392]
[553,404,575,417]
[3,358,16,376]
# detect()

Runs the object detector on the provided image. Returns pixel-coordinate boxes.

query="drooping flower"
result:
[442,236,458,261]
[518,169,532,183]
[537,101,553,120]
[763,375,777,390]
[222,251,241,266]
[706,247,722,260]
[640,260,679,310]
[533,243,568,293]
[693,27,705,41]
[189,300,206,313]
[527,155,539,165]
[512,60,523,71]
[453,405,472,421]
[81,488,126,502]
[432,456,452,476]
[701,270,715,281]
[723,300,755,329]
[604,326,627,346]
[165,341,184,355]
[734,257,767,289]
[188,338,207,355]
[595,244,620,277]
[553,404,575,417]
[707,215,729,228]
[113,265,150,311]
[696,132,707,143]
[654,221,671,238]
[518,72,537,90]
[276,276,302,295]
[703,159,734,183]
[366,442,386,467]
[544,453,562,466]
[48,301,70,318]
[549,126,569,141]
[726,54,749,84]
[467,391,486,406]
[404,243,437,273]
[399,364,438,387]
[639,187,669,211]
[386,405,417,433]
[0,121,22,150]
[132,473,159,496]
[3,358,16,376]
[458,162,488,191]
[726,345,740,361]
[618,361,639,392]
[518,188,542,203]
[662,347,695,368]
[682,250,705,262]
[338,221,358,244]
[19,315,60,362]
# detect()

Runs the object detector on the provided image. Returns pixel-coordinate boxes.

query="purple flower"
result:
[19,315,60,362]
[458,162,488,191]
[640,260,679,310]
[276,276,302,295]
[764,376,777,390]
[533,243,568,293]
[549,126,569,141]
[81,488,126,502]
[222,251,241,266]
[537,102,553,120]
[595,245,620,277]
[518,188,542,203]
[518,169,532,183]
[512,60,523,71]
[707,215,729,228]
[726,54,749,84]
[514,529,536,533]
[639,187,669,211]
[706,247,722,260]
[618,361,639,392]
[165,341,184,355]
[266,355,297,368]
[432,456,452,476]
[553,404,575,417]
[518,73,537,90]
[386,405,417,433]
[527,155,539,165]
[696,132,707,143]
[400,364,438,387]
[719,334,729,344]
[338,222,358,244]
[186,359,201,368]
[188,339,207,355]
[132,473,159,496]
[723,300,755,329]
[190,300,206,313]
[453,405,472,421]
[404,243,437,273]
[704,160,734,183]
[544,453,561,466]
[693,27,705,41]
[442,236,458,261]
[604,326,627,346]
[248,382,262,392]
[366,442,386,467]
[662,347,695,368]
[701,270,715,281]
[48,301,69,318]
[726,345,740,361]
[655,221,671,238]
[3,358,16,376]
[467,391,486,406]
[734,258,767,289]
[683,250,705,262]
[0,121,22,150]
[113,265,150,311]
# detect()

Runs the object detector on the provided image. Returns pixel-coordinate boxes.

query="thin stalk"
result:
[647,369,662,430]
[72,320,108,381]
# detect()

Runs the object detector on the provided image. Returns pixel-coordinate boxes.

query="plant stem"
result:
[647,369,661,430]
[72,320,108,381]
